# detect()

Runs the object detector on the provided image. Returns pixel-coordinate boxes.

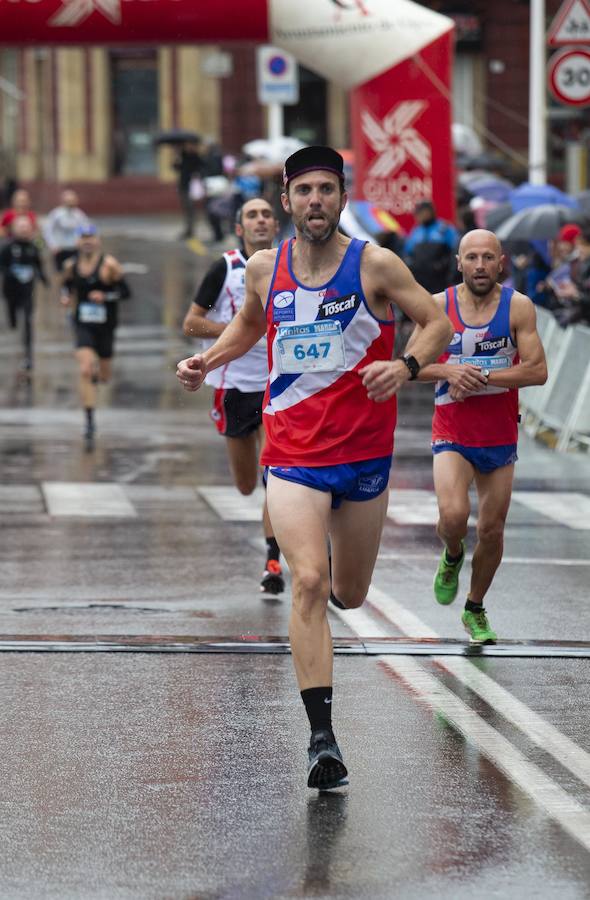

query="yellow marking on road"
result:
[186,237,207,256]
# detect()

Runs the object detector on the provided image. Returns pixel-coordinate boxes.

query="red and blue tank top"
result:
[260,238,396,466]
[432,285,519,447]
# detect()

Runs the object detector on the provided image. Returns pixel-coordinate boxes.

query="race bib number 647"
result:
[275,320,346,374]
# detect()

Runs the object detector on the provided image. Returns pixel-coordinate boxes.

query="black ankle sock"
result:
[445,547,463,564]
[301,686,333,733]
[329,591,346,610]
[84,408,94,428]
[465,599,482,613]
[265,536,280,562]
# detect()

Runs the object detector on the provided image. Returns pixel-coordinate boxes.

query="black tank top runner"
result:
[72,254,118,328]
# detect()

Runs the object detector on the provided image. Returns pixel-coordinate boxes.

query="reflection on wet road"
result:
[2,224,590,898]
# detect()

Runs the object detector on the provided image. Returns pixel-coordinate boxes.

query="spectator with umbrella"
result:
[154,130,203,240]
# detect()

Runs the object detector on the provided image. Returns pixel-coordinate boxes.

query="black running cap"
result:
[283,146,344,186]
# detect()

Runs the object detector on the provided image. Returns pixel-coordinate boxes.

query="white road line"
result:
[42,483,137,518]
[197,485,590,533]
[365,584,590,794]
[198,486,265,521]
[377,553,590,566]
[513,491,590,530]
[382,655,590,854]
[387,489,476,526]
[333,604,590,854]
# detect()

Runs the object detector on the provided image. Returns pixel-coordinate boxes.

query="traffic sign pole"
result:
[530,0,547,184]
[268,103,284,142]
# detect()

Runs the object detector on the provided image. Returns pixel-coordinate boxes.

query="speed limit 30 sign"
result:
[548,47,590,106]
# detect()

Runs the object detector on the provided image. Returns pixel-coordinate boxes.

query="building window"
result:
[284,66,327,144]
[111,51,158,176]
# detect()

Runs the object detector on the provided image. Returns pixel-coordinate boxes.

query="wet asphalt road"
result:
[2,219,590,899]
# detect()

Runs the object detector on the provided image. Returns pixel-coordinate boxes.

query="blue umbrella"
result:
[508,182,579,213]
[464,176,513,203]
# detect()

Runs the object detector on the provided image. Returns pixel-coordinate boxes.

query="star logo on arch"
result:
[49,0,122,27]
[361,101,431,177]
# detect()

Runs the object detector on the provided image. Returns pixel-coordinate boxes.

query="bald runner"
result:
[407,229,548,644]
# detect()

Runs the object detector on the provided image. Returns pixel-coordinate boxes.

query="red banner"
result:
[0,0,269,45]
[350,32,455,234]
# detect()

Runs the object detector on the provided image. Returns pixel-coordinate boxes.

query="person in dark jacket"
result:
[173,141,204,239]
[0,214,48,370]
[405,200,459,294]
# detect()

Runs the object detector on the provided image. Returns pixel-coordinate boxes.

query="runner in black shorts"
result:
[182,198,285,594]
[0,214,48,372]
[61,223,130,448]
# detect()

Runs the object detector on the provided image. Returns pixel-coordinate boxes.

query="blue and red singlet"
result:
[260,238,395,467]
[432,285,519,447]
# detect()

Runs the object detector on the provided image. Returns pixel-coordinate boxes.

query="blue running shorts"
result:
[266,456,392,509]
[431,441,518,473]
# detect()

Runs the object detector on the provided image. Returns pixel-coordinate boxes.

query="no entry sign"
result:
[548,47,590,106]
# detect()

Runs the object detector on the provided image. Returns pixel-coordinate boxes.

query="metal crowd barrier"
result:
[520,307,590,452]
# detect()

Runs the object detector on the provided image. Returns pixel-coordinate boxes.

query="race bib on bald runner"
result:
[276,320,346,374]
[79,302,107,324]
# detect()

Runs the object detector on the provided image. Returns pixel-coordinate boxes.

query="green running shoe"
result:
[433,541,465,605]
[462,606,497,644]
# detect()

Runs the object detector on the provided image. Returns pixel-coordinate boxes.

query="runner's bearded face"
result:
[460,244,503,296]
[285,171,345,244]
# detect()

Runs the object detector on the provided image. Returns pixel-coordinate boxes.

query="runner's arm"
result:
[486,293,547,389]
[359,247,453,402]
[407,294,488,392]
[89,257,131,302]
[177,249,270,391]
[183,257,227,338]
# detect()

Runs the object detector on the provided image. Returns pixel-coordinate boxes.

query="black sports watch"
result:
[401,353,420,380]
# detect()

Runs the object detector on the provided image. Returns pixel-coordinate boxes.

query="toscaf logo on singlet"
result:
[475,336,508,354]
[318,293,360,319]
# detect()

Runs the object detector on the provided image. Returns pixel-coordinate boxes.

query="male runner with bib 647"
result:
[408,230,547,644]
[177,147,452,790]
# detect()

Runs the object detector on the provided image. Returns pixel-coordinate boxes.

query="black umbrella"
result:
[496,204,587,242]
[153,129,200,146]
[484,202,513,231]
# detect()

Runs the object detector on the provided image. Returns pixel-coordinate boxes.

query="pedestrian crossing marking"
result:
[42,483,137,518]
[512,491,590,530]
[7,483,590,530]
[198,486,266,521]
[387,489,476,526]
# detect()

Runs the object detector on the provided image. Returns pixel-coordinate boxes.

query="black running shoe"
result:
[260,559,285,595]
[307,729,348,790]
[328,591,346,610]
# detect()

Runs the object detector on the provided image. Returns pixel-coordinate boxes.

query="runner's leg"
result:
[266,472,332,689]
[76,346,99,410]
[433,450,473,555]
[225,431,259,495]
[329,490,389,608]
[470,463,515,604]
